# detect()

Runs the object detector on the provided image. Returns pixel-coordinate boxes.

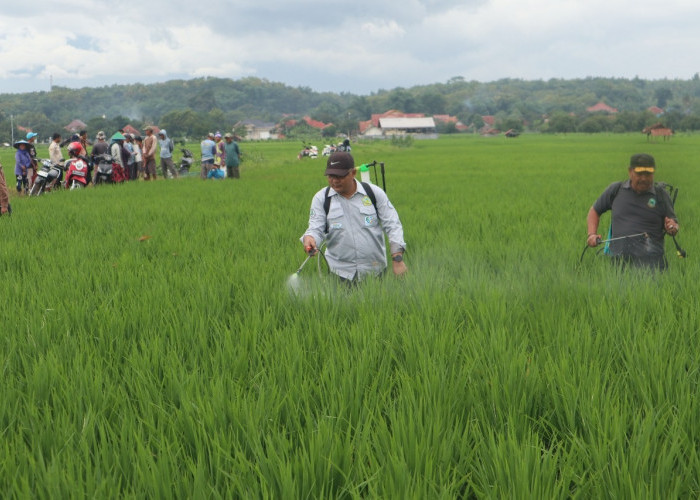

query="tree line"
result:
[1,74,700,142]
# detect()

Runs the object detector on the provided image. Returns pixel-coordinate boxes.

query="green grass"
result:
[1,133,700,497]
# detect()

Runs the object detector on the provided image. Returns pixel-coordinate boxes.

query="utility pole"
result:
[10,114,13,144]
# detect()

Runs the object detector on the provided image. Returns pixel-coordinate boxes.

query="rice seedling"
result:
[1,133,700,497]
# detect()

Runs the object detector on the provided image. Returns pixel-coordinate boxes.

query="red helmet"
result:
[67,141,82,156]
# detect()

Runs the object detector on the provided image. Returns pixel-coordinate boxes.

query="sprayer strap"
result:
[323,182,377,234]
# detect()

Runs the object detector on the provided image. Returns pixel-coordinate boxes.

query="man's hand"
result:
[664,217,679,236]
[302,235,317,255]
[392,260,407,276]
[587,234,601,247]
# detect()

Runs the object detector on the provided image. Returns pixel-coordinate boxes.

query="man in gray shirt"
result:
[586,153,679,269]
[158,129,178,179]
[302,152,407,281]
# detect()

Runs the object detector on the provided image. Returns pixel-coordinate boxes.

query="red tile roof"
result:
[586,101,618,113]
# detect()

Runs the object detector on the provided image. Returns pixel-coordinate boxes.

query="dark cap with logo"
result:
[325,152,355,176]
[630,153,655,172]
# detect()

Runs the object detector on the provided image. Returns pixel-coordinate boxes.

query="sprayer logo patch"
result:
[362,196,372,206]
[331,222,343,230]
[310,209,316,216]
[647,198,657,208]
[364,215,377,227]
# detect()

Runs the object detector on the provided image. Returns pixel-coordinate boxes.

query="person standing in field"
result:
[223,133,241,179]
[586,153,679,270]
[214,132,225,172]
[14,140,32,195]
[78,130,89,153]
[301,151,407,282]
[49,133,64,165]
[200,132,216,179]
[110,132,130,182]
[158,129,178,179]
[48,133,65,190]
[132,135,143,179]
[0,158,11,216]
[25,132,39,191]
[91,131,109,157]
[77,130,94,184]
[123,133,137,180]
[142,126,158,180]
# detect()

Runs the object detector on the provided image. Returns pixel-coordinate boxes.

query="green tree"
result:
[159,109,206,138]
[435,121,458,134]
[188,89,217,114]
[321,124,338,137]
[613,111,647,132]
[579,115,612,133]
[497,117,524,133]
[386,88,418,113]
[655,88,673,108]
[419,91,447,115]
[679,115,700,131]
[311,102,341,124]
[543,112,577,133]
[14,111,54,139]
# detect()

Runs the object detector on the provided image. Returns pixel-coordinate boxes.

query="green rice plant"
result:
[1,134,700,497]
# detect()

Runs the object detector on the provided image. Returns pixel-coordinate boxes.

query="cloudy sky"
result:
[1,0,698,96]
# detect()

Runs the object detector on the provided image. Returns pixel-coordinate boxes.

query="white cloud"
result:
[0,0,698,95]
[360,20,406,40]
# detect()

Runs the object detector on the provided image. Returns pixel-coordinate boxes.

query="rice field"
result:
[1,133,700,498]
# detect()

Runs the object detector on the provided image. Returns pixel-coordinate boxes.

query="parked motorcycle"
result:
[321,144,337,156]
[65,157,90,190]
[298,143,318,160]
[179,148,194,175]
[93,153,114,185]
[30,159,64,196]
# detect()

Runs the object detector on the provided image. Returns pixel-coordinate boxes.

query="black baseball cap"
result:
[630,153,655,172]
[325,152,354,176]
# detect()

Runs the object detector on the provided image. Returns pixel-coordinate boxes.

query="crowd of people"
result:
[200,131,241,180]
[0,128,243,200]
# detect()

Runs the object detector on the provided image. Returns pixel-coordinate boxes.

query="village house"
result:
[359,110,438,138]
[64,119,87,134]
[586,101,618,114]
[237,119,279,140]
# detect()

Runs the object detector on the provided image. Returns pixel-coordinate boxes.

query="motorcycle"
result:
[321,144,337,156]
[30,159,64,196]
[65,157,90,190]
[93,153,114,185]
[179,148,194,175]
[298,143,318,160]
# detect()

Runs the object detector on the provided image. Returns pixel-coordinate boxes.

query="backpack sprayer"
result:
[288,159,388,292]
[664,183,687,258]
[358,160,386,192]
[579,182,686,265]
[287,246,331,293]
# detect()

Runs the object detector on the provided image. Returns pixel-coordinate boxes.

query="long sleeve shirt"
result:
[302,181,406,280]
[0,162,10,209]
[49,141,63,164]
[143,135,157,160]
[15,149,32,175]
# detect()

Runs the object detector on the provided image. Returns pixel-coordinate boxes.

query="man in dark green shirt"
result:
[586,153,679,269]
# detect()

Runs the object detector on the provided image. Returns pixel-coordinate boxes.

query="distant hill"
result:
[1,75,700,140]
